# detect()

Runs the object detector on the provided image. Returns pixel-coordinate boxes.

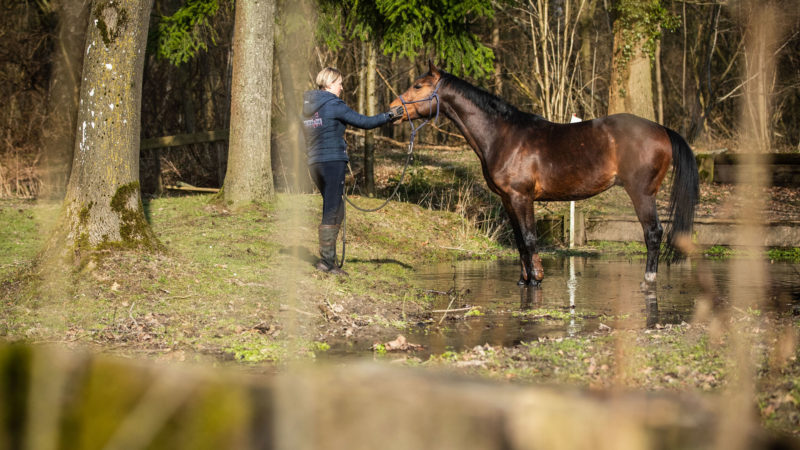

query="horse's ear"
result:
[428,59,440,76]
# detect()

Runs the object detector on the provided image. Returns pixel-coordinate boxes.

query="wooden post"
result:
[696,154,715,183]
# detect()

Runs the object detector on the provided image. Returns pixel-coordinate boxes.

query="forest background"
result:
[2,1,800,442]
[1,0,798,203]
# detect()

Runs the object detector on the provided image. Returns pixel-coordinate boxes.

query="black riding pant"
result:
[309,161,346,225]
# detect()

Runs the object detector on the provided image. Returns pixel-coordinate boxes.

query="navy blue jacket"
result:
[302,90,392,165]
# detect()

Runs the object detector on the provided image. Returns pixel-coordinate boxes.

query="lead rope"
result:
[336,80,443,268]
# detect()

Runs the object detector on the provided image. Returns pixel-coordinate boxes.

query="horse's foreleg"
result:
[503,203,529,285]
[628,191,663,284]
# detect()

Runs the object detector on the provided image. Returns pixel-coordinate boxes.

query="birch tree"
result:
[59,0,157,253]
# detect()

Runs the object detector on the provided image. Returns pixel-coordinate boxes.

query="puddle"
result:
[408,256,800,355]
[327,256,800,359]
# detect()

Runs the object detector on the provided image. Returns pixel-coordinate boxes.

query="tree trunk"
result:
[223,0,276,204]
[40,0,91,201]
[655,39,664,124]
[218,43,233,187]
[608,31,655,120]
[578,0,597,94]
[356,43,367,167]
[59,0,157,252]
[739,2,784,154]
[492,25,503,95]
[358,44,367,115]
[363,41,377,197]
[608,0,656,121]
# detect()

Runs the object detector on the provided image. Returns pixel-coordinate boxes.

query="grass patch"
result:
[1,193,506,362]
[588,240,647,256]
[704,245,736,259]
[767,247,800,263]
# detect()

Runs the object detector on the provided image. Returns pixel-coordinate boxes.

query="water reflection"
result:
[408,256,800,355]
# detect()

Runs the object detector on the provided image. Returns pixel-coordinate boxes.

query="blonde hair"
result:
[316,67,343,90]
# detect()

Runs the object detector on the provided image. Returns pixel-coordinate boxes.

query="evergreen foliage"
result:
[153,0,222,66]
[318,0,495,79]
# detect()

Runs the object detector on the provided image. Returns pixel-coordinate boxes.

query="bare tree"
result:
[511,0,587,122]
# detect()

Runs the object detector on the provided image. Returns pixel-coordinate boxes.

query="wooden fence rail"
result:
[140,130,229,150]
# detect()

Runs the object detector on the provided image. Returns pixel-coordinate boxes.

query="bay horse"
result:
[390,62,698,286]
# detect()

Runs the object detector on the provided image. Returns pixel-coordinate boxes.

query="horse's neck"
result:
[440,95,499,165]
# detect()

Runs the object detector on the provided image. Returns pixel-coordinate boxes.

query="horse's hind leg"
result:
[502,194,542,286]
[627,190,663,283]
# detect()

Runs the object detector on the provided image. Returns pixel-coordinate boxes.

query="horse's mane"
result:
[439,72,545,124]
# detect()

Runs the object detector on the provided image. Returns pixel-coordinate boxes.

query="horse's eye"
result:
[414,84,422,89]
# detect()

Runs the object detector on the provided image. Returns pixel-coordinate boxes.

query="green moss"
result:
[78,202,94,227]
[75,232,90,252]
[93,2,129,47]
[110,181,160,250]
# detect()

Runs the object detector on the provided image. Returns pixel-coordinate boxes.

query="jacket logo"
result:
[303,112,323,128]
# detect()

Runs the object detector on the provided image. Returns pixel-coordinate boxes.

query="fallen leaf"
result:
[376,335,422,352]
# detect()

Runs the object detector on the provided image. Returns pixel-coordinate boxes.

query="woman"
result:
[302,67,403,274]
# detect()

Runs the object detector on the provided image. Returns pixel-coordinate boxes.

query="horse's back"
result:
[513,113,671,200]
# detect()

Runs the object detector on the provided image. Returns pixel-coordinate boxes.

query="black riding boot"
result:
[317,224,348,276]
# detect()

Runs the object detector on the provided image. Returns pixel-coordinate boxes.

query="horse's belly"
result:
[535,176,616,201]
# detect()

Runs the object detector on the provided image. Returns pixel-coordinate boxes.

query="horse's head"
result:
[389,60,443,123]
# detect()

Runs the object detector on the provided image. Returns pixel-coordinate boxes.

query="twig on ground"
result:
[431,306,475,313]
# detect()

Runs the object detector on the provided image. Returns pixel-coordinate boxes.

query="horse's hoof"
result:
[528,279,541,287]
[517,278,526,286]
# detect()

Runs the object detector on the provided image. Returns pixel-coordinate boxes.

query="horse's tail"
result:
[662,128,699,261]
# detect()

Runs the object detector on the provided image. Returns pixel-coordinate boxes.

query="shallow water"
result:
[327,256,800,358]
[406,256,800,356]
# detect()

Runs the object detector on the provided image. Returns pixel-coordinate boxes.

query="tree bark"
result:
[655,39,664,124]
[40,0,91,201]
[356,42,367,165]
[608,31,655,120]
[492,25,503,95]
[363,41,377,196]
[59,0,157,252]
[223,0,276,204]
[578,0,598,94]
